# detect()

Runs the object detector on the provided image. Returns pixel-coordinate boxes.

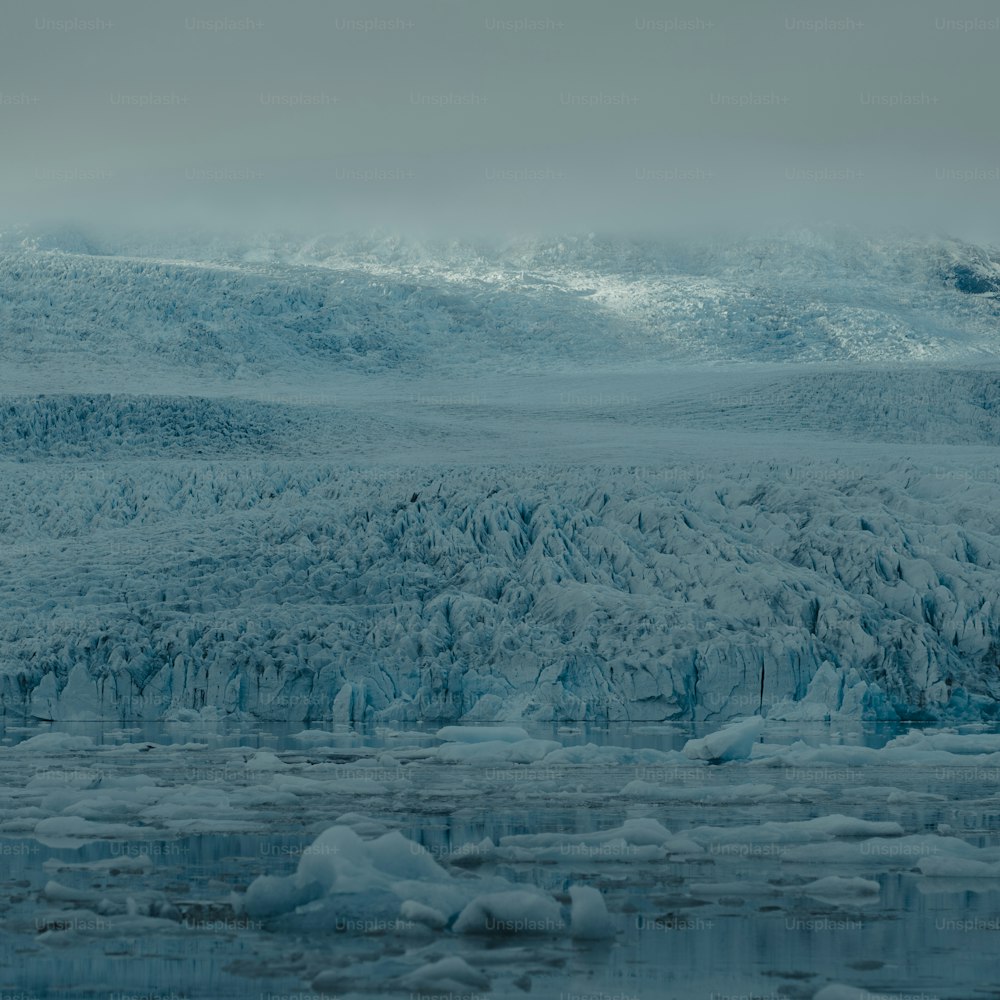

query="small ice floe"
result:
[800,876,881,901]
[682,716,765,763]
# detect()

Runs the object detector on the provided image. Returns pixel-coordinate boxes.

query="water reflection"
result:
[1,718,998,998]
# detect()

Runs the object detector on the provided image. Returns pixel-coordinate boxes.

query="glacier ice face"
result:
[1,457,999,724]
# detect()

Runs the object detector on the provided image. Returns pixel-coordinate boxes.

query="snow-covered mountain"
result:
[2,227,999,723]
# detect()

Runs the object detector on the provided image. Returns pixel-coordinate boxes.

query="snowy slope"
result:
[2,226,1000,723]
[1,227,999,386]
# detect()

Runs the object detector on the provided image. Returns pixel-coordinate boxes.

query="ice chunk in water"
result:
[569,885,614,940]
[682,717,765,762]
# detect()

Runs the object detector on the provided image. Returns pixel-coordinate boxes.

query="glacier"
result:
[1,225,1000,725]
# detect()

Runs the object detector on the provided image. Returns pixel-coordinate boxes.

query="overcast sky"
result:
[2,0,998,240]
